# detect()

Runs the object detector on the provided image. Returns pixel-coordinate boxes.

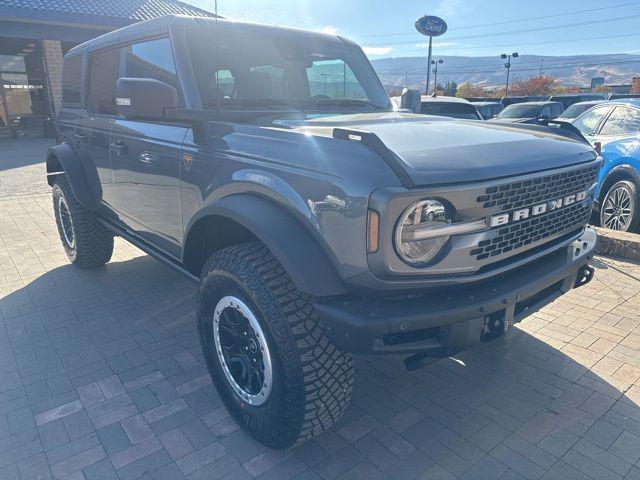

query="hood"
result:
[279,112,597,186]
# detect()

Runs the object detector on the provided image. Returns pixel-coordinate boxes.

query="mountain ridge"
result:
[370,53,640,88]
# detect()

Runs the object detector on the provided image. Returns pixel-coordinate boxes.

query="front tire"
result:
[52,176,114,268]
[599,180,640,232]
[197,242,353,449]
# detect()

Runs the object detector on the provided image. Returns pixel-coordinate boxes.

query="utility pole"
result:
[539,58,544,77]
[431,59,443,95]
[425,36,433,95]
[501,52,518,97]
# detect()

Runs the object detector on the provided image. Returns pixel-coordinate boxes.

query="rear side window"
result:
[599,107,640,136]
[62,55,82,106]
[88,48,120,115]
[123,38,178,89]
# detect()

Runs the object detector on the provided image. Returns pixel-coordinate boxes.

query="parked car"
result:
[556,101,604,122]
[471,101,503,119]
[549,94,604,111]
[491,101,564,124]
[392,95,483,119]
[500,96,546,107]
[571,99,640,231]
[608,93,640,100]
[50,14,598,449]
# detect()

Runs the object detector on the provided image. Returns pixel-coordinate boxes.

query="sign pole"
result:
[415,14,447,96]
[425,36,432,95]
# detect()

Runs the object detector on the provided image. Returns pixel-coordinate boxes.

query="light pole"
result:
[431,59,443,95]
[500,52,518,97]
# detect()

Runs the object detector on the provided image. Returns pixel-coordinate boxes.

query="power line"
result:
[374,57,640,76]
[364,13,640,46]
[358,1,640,38]
[386,32,640,54]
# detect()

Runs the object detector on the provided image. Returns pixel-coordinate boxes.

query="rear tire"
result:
[52,176,113,268]
[197,241,353,449]
[599,180,640,232]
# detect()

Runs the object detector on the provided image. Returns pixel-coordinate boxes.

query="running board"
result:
[98,219,199,284]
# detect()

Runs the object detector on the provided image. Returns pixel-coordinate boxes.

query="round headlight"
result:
[395,198,450,265]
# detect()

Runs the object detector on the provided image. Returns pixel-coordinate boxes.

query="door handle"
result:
[110,141,128,155]
[74,133,87,144]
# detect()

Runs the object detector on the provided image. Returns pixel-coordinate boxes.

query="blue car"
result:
[572,99,640,231]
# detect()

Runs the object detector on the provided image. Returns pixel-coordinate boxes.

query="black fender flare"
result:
[46,143,101,210]
[186,194,349,297]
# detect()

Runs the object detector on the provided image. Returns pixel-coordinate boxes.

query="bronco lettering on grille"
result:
[490,190,588,228]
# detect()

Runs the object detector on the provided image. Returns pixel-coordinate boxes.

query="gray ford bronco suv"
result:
[48,15,599,449]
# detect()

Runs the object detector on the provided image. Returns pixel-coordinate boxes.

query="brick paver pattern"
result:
[1,143,640,479]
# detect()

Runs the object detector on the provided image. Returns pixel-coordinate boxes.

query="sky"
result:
[182,0,640,59]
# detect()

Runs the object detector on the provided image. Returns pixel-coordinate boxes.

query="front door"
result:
[110,38,184,257]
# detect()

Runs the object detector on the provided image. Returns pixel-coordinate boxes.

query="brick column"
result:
[42,40,63,115]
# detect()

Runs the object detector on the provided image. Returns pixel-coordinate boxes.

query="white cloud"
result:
[363,46,393,56]
[319,25,339,35]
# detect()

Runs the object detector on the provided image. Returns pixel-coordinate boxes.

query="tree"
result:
[443,81,458,97]
[631,77,640,94]
[456,81,486,98]
[510,75,557,96]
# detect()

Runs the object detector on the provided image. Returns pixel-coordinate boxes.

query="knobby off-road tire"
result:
[52,176,114,268]
[599,180,640,233]
[197,241,353,449]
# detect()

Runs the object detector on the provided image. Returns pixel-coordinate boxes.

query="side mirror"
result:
[116,77,178,120]
[400,88,421,114]
[538,114,550,121]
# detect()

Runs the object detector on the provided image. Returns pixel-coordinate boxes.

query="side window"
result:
[572,106,611,136]
[599,107,640,136]
[88,48,120,115]
[550,104,563,118]
[539,105,551,118]
[123,38,178,89]
[306,59,367,100]
[62,54,83,106]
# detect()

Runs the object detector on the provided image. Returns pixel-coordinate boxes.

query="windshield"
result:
[498,104,541,118]
[420,102,481,119]
[186,27,391,114]
[560,103,596,119]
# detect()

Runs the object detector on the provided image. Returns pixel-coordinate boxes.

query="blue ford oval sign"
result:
[415,15,447,37]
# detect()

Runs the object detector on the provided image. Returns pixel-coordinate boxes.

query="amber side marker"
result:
[367,210,380,253]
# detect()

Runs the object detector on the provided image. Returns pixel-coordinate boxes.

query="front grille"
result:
[470,201,591,260]
[476,163,599,211]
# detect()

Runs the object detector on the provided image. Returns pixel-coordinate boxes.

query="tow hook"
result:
[574,265,594,288]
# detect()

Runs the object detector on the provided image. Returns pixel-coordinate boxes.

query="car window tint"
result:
[599,106,640,136]
[572,106,610,135]
[540,105,551,118]
[307,59,366,100]
[420,102,480,119]
[550,104,563,118]
[62,55,82,106]
[88,48,119,115]
[124,38,178,89]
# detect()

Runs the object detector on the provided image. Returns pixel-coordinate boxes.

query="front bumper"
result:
[315,226,597,355]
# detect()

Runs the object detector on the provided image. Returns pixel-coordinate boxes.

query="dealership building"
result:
[0,0,212,137]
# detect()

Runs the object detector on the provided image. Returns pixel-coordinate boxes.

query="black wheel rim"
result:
[602,186,633,231]
[57,196,75,248]
[213,296,273,405]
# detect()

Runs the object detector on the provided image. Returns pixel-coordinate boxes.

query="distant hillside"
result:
[370,54,640,89]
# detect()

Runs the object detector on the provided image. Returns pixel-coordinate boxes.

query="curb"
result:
[595,227,640,262]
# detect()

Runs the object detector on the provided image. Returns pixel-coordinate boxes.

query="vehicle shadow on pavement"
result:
[1,254,640,479]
